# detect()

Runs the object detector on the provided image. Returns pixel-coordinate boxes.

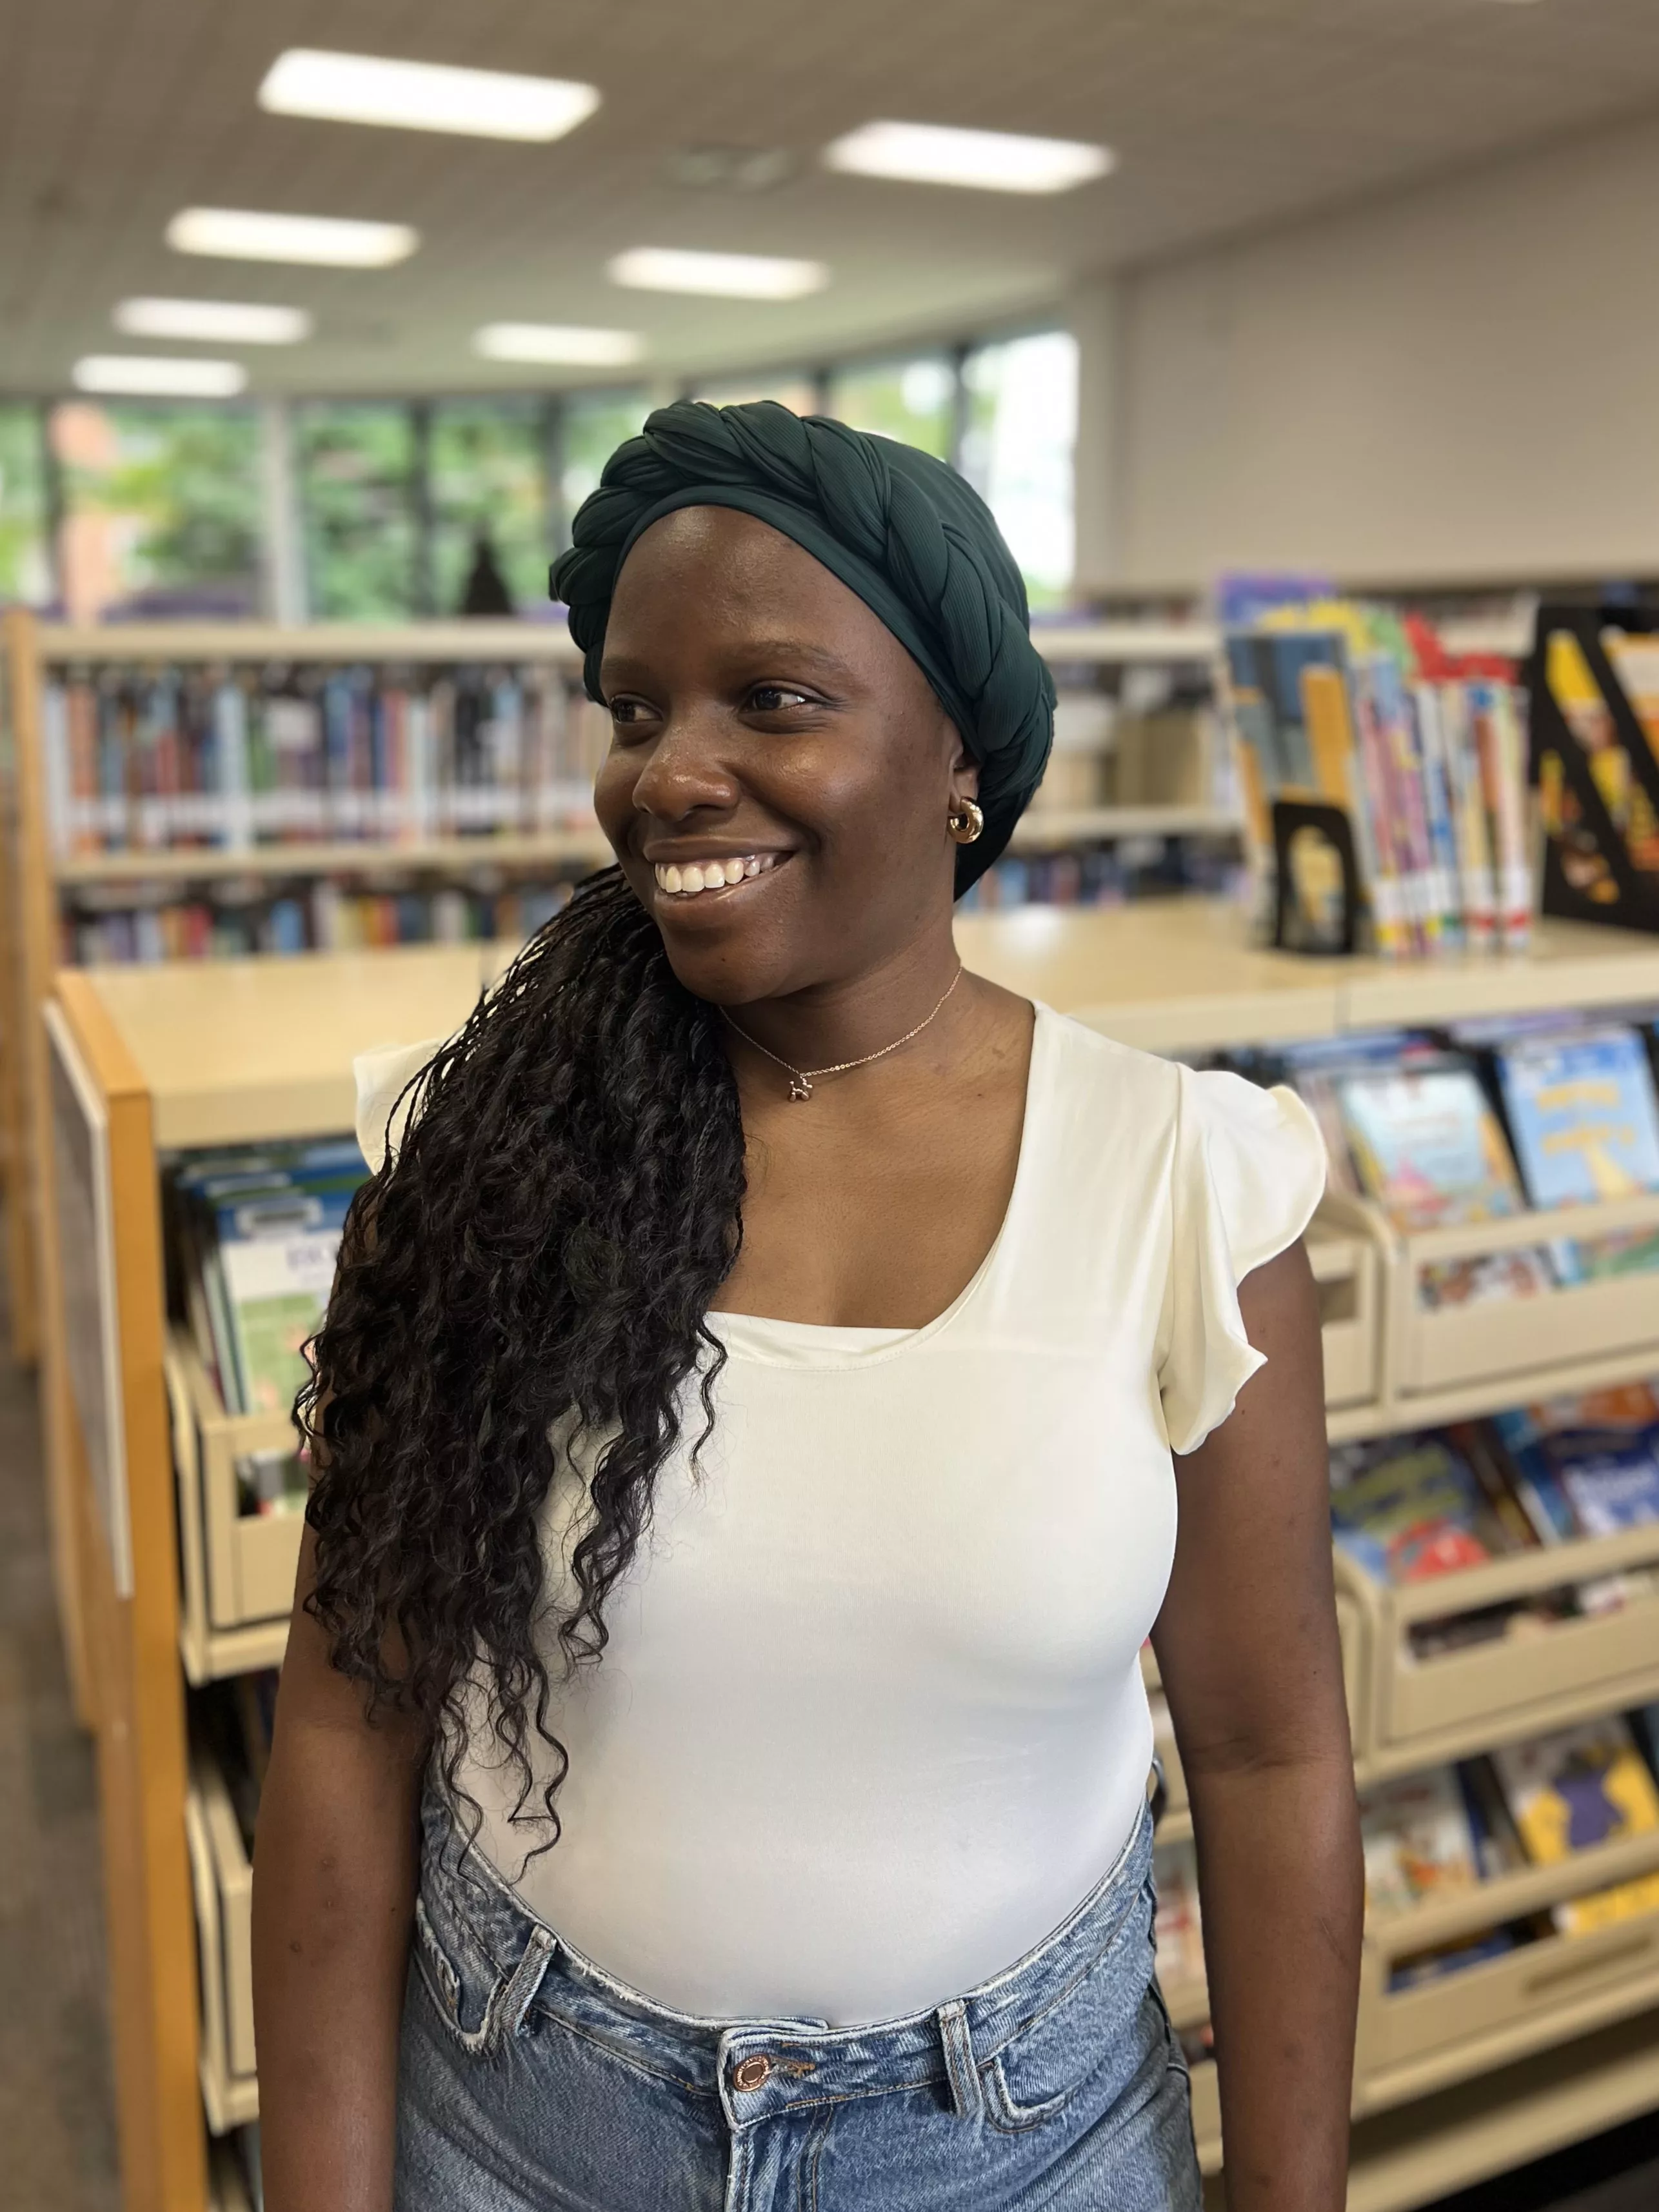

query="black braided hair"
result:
[299,867,746,1846]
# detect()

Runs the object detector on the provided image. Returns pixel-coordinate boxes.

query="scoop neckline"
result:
[710,1001,1049,1372]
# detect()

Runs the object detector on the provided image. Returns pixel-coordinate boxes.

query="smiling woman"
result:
[251,400,1362,2212]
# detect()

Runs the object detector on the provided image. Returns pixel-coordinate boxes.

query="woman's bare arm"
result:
[1151,1239,1363,2212]
[252,1526,428,2212]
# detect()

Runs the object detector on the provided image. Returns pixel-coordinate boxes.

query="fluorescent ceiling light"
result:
[824,120,1113,194]
[167,208,418,267]
[73,355,248,397]
[259,48,599,141]
[114,297,313,344]
[475,323,643,366]
[608,247,828,300]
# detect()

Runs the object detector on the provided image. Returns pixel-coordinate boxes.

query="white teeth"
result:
[653,853,783,897]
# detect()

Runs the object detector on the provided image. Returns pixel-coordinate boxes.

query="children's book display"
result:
[1221,600,1527,959]
[1532,606,1659,932]
[1235,1006,1659,1307]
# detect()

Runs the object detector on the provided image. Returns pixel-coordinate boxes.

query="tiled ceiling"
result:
[5,0,1659,395]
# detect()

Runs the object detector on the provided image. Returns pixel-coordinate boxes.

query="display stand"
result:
[40,901,1659,2212]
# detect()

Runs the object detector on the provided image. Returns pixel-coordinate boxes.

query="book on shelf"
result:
[1491,1717,1659,1935]
[1358,1768,1483,1917]
[172,1139,369,1430]
[1218,602,1528,960]
[1495,1026,1659,1208]
[1335,1060,1525,1234]
[1329,1431,1521,1584]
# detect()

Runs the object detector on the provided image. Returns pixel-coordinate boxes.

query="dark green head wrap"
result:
[551,399,1055,893]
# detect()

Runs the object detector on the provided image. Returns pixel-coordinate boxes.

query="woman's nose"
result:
[630,710,740,822]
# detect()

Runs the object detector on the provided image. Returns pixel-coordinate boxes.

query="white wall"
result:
[1097,112,1659,594]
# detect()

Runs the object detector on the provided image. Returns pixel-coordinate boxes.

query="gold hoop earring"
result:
[947,798,984,846]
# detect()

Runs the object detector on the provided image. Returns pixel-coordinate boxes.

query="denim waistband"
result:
[417,1787,1157,2133]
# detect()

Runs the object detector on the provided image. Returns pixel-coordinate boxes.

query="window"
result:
[295,403,419,619]
[959,330,1078,608]
[557,389,651,548]
[826,355,954,459]
[50,401,262,621]
[0,405,50,607]
[428,397,551,615]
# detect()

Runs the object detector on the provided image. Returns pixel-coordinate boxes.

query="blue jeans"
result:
[396,1789,1202,2210]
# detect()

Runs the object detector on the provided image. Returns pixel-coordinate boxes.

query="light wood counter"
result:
[75,901,1659,1151]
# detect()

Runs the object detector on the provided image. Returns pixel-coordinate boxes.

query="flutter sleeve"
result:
[352,1036,445,1174]
[1157,1064,1328,1455]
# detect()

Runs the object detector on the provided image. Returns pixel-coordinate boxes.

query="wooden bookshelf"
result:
[36,903,1659,2212]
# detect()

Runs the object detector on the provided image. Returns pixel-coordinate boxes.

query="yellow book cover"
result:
[1493,1719,1659,1935]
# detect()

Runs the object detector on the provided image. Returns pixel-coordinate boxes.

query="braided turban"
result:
[551,399,1055,893]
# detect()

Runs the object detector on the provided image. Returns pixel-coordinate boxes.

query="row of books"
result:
[1155,1709,1659,1994]
[1234,1008,1659,1308]
[61,845,1239,964]
[1222,603,1528,957]
[63,878,580,964]
[168,1140,370,1482]
[1329,1397,1659,1618]
[42,664,610,855]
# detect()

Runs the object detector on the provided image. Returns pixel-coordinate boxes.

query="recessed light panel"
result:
[824,120,1113,194]
[474,323,644,366]
[608,248,829,300]
[115,298,313,344]
[166,208,419,267]
[73,356,248,397]
[259,48,600,141]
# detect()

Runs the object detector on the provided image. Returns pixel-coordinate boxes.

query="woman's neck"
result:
[715,923,968,1084]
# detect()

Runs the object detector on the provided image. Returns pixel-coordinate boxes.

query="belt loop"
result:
[937,1999,984,2122]
[501,1925,557,2040]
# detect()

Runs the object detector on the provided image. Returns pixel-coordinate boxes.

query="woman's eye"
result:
[748,684,813,713]
[608,697,653,728]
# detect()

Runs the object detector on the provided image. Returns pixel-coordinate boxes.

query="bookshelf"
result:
[37,896,1659,2212]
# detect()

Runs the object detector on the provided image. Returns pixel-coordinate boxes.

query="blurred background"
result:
[10,6,1659,2212]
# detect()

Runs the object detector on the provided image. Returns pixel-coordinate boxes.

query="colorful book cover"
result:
[1497,1026,1659,1207]
[1329,1433,1514,1584]
[1358,1768,1482,1917]
[1492,1719,1659,1935]
[1439,681,1498,952]
[1338,1064,1525,1231]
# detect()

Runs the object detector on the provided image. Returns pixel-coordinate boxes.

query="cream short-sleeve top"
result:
[354,1003,1325,2026]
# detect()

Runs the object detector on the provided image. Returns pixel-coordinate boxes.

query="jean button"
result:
[732,2053,773,2092]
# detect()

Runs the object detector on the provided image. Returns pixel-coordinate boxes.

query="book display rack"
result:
[35,896,1659,2212]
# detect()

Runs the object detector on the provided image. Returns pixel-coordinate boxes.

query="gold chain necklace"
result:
[721,965,965,1101]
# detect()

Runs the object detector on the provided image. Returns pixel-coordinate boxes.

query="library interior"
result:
[10,3,1659,2209]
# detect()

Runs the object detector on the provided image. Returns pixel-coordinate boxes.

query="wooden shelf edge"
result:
[1344,2007,1659,2212]
[181,1619,290,1688]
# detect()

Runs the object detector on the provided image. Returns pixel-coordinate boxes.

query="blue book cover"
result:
[1498,1027,1659,1207]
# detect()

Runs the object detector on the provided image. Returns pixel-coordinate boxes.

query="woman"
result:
[252,402,1362,2212]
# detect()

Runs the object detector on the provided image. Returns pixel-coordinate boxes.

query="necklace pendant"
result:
[788,1073,814,1102]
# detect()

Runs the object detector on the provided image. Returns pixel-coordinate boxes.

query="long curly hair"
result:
[299,866,746,1844]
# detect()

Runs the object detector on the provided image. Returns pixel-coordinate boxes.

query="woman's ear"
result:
[951,739,980,801]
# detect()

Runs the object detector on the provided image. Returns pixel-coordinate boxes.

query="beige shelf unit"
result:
[37,905,1659,2212]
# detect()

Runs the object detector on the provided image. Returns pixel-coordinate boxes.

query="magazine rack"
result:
[1529,602,1659,933]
